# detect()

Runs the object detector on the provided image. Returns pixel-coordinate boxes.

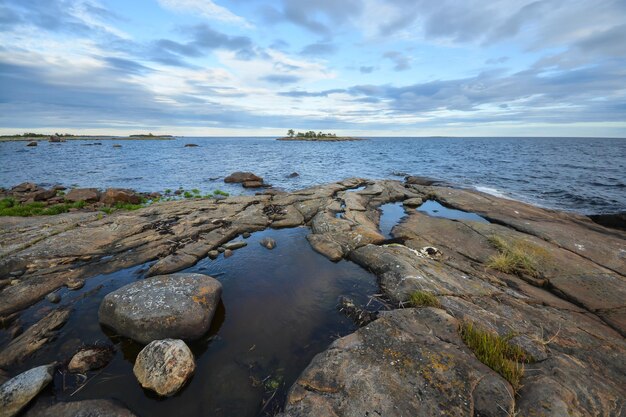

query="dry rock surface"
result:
[133,339,195,397]
[1,177,625,416]
[0,364,54,417]
[98,273,222,344]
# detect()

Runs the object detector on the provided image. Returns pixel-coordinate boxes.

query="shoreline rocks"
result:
[98,273,222,344]
[0,364,54,417]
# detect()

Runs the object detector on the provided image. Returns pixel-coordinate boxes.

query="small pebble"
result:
[66,279,85,290]
[46,293,61,303]
[224,249,233,258]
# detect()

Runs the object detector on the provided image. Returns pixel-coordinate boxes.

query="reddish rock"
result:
[65,188,100,203]
[224,172,263,184]
[100,189,141,205]
[242,180,264,188]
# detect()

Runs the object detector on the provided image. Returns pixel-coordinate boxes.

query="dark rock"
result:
[67,345,114,373]
[24,399,137,417]
[26,141,37,147]
[100,189,142,205]
[224,172,263,184]
[242,180,263,188]
[65,279,84,290]
[65,188,100,203]
[242,232,251,238]
[207,250,219,260]
[11,183,38,193]
[98,273,222,344]
[133,339,195,397]
[405,176,439,186]
[217,247,226,253]
[0,364,54,417]
[260,237,276,250]
[589,212,626,231]
[184,144,199,147]
[113,144,122,148]
[287,172,299,178]
[32,189,56,201]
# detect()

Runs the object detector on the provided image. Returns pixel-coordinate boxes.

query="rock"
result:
[306,234,344,262]
[65,278,84,290]
[405,176,439,186]
[242,232,251,238]
[113,144,122,148]
[279,309,515,417]
[222,240,247,250]
[32,189,56,201]
[133,339,195,397]
[68,345,114,373]
[11,183,38,193]
[46,293,60,303]
[98,273,222,344]
[100,189,141,205]
[287,172,299,178]
[260,237,277,249]
[223,249,233,258]
[338,296,377,326]
[207,250,219,259]
[26,141,37,147]
[224,172,263,184]
[147,253,197,276]
[589,212,626,231]
[65,188,100,203]
[184,144,199,147]
[217,247,226,253]
[0,364,54,417]
[402,197,423,208]
[242,180,263,188]
[24,399,137,417]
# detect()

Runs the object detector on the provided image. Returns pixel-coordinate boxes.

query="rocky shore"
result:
[1,177,625,416]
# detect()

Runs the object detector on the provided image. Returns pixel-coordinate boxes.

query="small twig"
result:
[70,368,105,396]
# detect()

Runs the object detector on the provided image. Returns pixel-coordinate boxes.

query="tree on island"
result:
[287,129,295,137]
[287,130,339,138]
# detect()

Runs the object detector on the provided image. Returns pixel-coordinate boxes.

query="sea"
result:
[1,136,625,214]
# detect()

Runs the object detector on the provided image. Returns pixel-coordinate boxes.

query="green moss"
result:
[183,191,194,199]
[408,290,440,308]
[459,322,531,390]
[486,235,547,278]
[213,189,229,196]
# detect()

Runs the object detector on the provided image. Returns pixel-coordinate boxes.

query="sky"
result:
[0,0,625,137]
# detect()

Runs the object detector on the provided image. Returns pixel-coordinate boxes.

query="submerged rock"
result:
[46,292,60,303]
[224,172,262,184]
[0,364,54,417]
[26,141,37,147]
[98,273,222,344]
[65,278,84,290]
[287,172,299,178]
[68,345,114,373]
[260,237,277,250]
[133,339,195,397]
[25,399,136,417]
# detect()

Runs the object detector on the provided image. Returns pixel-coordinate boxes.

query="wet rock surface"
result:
[67,345,114,373]
[98,273,222,344]
[25,399,137,417]
[1,177,625,416]
[133,339,195,397]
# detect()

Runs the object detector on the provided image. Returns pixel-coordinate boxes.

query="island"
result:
[0,132,175,142]
[277,130,365,141]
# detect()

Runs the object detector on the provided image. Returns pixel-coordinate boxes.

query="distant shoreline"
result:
[276,136,365,142]
[0,135,176,142]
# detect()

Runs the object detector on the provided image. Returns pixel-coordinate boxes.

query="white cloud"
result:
[157,0,251,27]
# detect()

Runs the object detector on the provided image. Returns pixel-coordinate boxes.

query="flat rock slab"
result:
[98,273,222,344]
[0,365,54,417]
[25,399,137,417]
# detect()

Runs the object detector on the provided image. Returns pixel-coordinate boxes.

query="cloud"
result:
[300,42,336,56]
[260,74,301,85]
[486,56,510,65]
[157,0,251,27]
[383,51,411,71]
[278,89,345,98]
[359,66,375,73]
[261,0,363,35]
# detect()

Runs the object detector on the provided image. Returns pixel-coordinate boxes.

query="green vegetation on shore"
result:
[459,322,530,390]
[287,129,338,139]
[487,235,548,278]
[0,198,86,217]
[0,132,175,141]
[408,290,441,308]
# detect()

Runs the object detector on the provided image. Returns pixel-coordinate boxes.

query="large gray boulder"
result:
[98,273,222,344]
[0,364,54,417]
[25,399,136,417]
[133,339,195,397]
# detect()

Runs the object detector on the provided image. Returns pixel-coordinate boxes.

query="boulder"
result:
[32,189,56,201]
[402,197,424,208]
[224,172,263,184]
[68,346,114,373]
[223,249,233,258]
[133,339,195,397]
[98,273,222,344]
[24,399,136,417]
[65,188,100,203]
[46,293,60,303]
[287,172,299,178]
[11,183,39,193]
[100,189,141,205]
[242,180,264,188]
[26,141,37,147]
[0,364,54,417]
[222,240,247,250]
[184,143,199,147]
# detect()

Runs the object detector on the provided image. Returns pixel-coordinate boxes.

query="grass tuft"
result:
[486,235,548,278]
[0,198,86,217]
[459,322,531,390]
[213,189,229,197]
[408,290,440,308]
